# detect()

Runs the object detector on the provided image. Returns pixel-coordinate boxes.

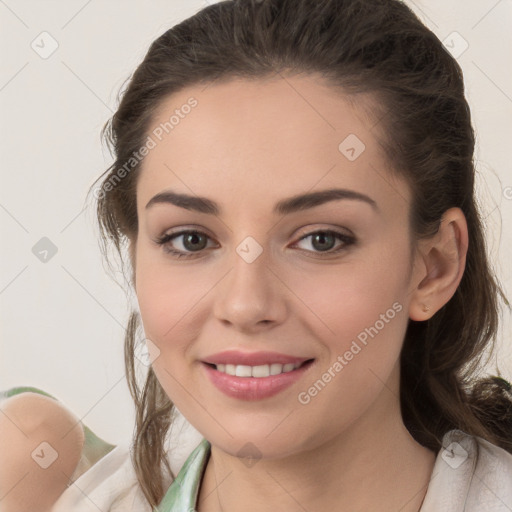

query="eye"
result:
[292,229,356,256]
[154,229,216,259]
[154,228,356,259]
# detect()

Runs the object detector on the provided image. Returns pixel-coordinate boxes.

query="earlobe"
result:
[408,207,468,322]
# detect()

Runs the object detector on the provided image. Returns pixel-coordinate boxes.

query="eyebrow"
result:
[145,188,378,216]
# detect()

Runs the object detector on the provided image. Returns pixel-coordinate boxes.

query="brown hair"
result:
[88,0,512,507]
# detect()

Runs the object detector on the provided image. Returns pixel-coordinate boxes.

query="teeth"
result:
[214,362,302,377]
[235,365,252,377]
[270,363,283,375]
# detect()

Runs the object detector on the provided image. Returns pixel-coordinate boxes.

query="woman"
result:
[2,0,511,510]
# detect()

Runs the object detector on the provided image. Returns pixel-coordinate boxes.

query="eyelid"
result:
[293,224,354,239]
[155,224,216,243]
[156,223,354,240]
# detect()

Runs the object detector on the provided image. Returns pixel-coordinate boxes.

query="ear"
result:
[409,207,468,321]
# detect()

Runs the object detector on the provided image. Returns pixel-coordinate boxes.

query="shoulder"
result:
[421,429,512,512]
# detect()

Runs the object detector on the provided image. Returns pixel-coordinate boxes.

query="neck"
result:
[197,365,436,512]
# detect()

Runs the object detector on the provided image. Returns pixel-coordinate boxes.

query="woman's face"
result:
[134,73,422,458]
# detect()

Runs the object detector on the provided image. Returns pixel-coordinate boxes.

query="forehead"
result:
[136,74,410,218]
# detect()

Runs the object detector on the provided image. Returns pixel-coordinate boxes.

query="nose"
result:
[212,240,287,333]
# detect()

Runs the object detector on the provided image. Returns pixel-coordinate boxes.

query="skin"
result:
[0,393,84,512]
[133,73,468,511]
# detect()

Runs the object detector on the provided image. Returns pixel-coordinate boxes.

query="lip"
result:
[202,350,312,366]
[201,353,315,401]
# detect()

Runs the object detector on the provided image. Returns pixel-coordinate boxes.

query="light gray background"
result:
[1,0,511,451]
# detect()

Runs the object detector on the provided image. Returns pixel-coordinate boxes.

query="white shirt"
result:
[421,429,512,511]
[51,428,512,511]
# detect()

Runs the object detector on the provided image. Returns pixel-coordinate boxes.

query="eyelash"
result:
[154,228,356,259]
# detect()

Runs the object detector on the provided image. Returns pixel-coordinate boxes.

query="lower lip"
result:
[201,360,314,401]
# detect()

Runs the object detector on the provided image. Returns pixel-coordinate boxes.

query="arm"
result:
[0,388,114,512]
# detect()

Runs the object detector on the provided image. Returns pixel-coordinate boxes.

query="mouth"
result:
[203,359,315,378]
[201,357,316,401]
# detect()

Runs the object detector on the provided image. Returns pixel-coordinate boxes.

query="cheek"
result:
[295,239,411,348]
[134,248,214,354]
[290,247,410,428]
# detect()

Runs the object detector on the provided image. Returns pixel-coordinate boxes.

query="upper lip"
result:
[202,350,313,366]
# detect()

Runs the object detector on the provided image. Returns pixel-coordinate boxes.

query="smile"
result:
[211,362,303,377]
[201,359,315,400]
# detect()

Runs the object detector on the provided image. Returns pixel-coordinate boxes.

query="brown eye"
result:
[155,230,215,258]
[310,232,337,251]
[179,232,208,251]
[294,230,355,254]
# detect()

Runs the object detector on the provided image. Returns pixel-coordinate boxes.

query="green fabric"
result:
[0,386,116,468]
[155,438,211,512]
[0,385,56,400]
